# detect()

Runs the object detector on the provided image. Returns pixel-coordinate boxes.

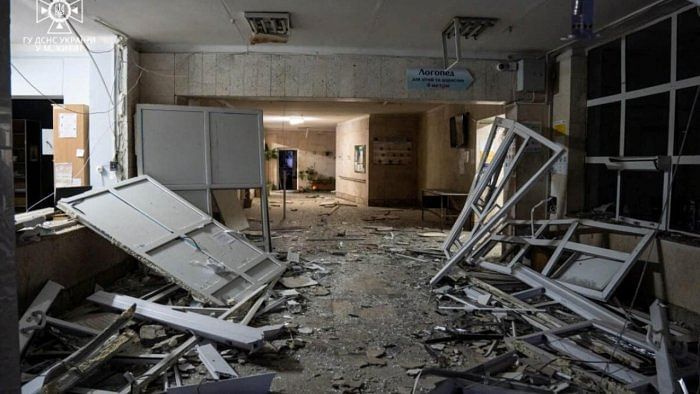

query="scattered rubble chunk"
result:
[139,324,168,346]
[280,275,319,288]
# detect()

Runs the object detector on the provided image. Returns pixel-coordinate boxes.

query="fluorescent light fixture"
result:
[288,116,304,125]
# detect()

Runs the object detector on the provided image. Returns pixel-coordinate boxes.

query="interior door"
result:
[277,150,297,190]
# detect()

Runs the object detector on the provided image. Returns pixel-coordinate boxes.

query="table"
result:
[421,189,470,229]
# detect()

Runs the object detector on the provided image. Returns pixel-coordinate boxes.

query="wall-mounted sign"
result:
[354,145,366,173]
[406,68,474,91]
[373,138,412,166]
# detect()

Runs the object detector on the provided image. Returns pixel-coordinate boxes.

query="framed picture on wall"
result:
[354,145,366,173]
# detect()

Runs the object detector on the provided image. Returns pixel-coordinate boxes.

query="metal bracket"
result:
[442,16,498,70]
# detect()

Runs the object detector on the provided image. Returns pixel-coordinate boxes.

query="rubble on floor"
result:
[14,120,700,393]
[421,119,699,393]
[19,178,290,393]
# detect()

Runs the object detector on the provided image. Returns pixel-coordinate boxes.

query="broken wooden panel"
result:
[212,189,249,231]
[57,176,286,306]
[23,306,136,394]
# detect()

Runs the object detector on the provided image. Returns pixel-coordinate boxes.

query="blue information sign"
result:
[406,68,474,91]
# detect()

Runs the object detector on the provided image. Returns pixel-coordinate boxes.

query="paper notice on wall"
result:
[552,151,568,175]
[76,148,85,158]
[553,120,568,136]
[55,163,73,187]
[42,129,54,155]
[59,113,78,138]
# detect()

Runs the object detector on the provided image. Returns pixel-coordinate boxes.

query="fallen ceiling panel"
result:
[57,176,286,306]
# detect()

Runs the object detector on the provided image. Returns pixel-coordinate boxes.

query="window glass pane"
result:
[674,86,700,155]
[620,171,664,222]
[625,92,669,156]
[670,165,700,234]
[625,19,671,91]
[587,39,621,99]
[584,164,617,212]
[677,9,700,80]
[586,102,621,156]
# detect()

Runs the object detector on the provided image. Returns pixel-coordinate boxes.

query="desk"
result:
[421,189,469,229]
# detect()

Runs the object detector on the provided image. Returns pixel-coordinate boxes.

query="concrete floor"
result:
[33,191,483,393]
[233,191,483,393]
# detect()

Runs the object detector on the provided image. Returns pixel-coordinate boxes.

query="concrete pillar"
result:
[0,0,21,391]
[550,48,587,217]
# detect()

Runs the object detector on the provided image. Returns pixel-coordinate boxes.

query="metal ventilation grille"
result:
[244,12,292,43]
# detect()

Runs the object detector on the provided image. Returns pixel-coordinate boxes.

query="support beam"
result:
[87,291,265,351]
[196,342,238,379]
[649,300,680,394]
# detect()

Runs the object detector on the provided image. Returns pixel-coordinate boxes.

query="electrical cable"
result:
[11,64,113,115]
[66,19,114,106]
[23,70,144,211]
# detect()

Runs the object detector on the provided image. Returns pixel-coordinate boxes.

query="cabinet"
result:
[12,119,42,212]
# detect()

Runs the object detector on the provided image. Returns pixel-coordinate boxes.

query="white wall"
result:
[11,36,118,187]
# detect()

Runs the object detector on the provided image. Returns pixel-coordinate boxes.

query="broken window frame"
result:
[433,117,565,286]
[473,218,655,301]
[584,4,700,235]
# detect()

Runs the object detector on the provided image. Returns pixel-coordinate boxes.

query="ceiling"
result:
[11,0,659,57]
[191,98,441,131]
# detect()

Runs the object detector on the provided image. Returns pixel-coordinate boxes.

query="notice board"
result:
[52,104,89,187]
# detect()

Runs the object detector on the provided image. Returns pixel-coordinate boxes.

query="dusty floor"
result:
[30,192,483,393]
[232,191,482,393]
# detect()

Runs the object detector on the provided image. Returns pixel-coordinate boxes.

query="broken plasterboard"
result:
[57,176,286,306]
[212,189,249,231]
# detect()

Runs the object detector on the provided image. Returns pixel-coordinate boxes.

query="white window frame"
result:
[585,4,700,233]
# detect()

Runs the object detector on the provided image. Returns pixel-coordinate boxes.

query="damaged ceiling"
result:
[11,0,659,56]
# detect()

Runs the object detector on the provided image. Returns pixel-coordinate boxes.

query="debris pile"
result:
[422,118,699,393]
[19,176,291,393]
[14,119,700,393]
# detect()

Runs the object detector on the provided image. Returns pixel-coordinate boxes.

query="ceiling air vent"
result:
[244,12,292,44]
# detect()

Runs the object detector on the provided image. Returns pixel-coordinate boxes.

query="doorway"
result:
[12,98,61,210]
[475,115,506,217]
[278,149,298,190]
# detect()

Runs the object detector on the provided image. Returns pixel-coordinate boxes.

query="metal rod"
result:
[282,170,287,221]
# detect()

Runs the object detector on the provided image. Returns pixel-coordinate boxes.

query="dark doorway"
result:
[12,98,61,210]
[278,150,297,190]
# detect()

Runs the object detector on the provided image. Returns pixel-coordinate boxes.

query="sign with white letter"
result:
[406,68,474,91]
